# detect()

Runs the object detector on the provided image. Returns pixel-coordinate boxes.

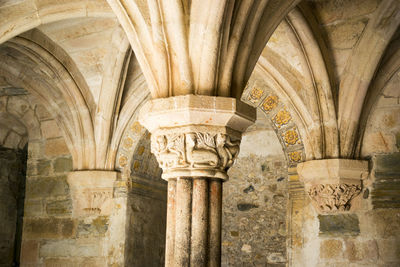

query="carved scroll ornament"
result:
[151,132,240,180]
[308,183,362,212]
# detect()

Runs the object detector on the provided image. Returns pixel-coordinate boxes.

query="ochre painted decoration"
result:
[130,121,142,134]
[282,129,299,146]
[248,87,264,102]
[137,145,145,155]
[274,109,291,128]
[262,95,279,112]
[289,151,302,162]
[133,160,140,171]
[123,137,134,149]
[118,155,128,167]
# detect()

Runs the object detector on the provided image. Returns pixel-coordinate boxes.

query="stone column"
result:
[297,159,369,213]
[139,95,256,266]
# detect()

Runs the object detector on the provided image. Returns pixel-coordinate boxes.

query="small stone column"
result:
[139,95,256,266]
[297,159,369,213]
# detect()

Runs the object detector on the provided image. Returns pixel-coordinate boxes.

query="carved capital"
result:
[139,95,256,180]
[151,131,240,180]
[297,159,369,213]
[308,183,362,212]
[67,171,120,217]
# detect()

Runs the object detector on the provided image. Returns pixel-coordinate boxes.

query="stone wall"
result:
[125,133,167,267]
[0,145,27,267]
[19,104,118,266]
[222,113,289,266]
[288,155,400,267]
[125,180,167,267]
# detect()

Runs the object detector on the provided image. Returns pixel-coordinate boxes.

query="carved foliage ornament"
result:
[308,183,362,212]
[151,132,240,176]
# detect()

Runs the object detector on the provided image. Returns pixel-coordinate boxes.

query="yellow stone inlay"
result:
[262,95,278,112]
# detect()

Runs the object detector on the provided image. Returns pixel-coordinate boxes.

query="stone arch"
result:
[241,6,341,163]
[0,37,96,169]
[0,0,115,45]
[0,90,40,149]
[357,32,400,157]
[110,55,151,175]
[21,29,97,119]
[337,0,400,157]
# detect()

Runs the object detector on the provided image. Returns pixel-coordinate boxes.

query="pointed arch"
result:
[0,37,96,169]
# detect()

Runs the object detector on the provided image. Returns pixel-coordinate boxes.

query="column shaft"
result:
[208,180,222,267]
[174,178,193,266]
[165,179,177,267]
[190,178,209,266]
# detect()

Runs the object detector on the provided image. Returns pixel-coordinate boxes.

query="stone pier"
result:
[139,95,256,266]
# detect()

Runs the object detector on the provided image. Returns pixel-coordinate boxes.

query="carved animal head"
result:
[185,133,197,148]
[216,133,227,146]
[155,135,167,151]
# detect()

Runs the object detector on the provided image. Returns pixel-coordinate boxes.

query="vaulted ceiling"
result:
[0,0,399,172]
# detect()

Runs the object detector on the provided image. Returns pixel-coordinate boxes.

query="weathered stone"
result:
[319,214,360,236]
[53,157,72,173]
[241,244,252,253]
[267,252,286,263]
[40,119,62,139]
[320,239,343,259]
[46,199,72,215]
[325,18,368,49]
[237,203,259,211]
[44,257,108,267]
[77,216,109,237]
[243,184,255,193]
[36,159,51,176]
[67,171,117,217]
[230,231,239,237]
[396,132,400,149]
[39,239,103,258]
[370,209,400,238]
[374,153,400,174]
[20,240,39,265]
[35,104,52,121]
[23,218,76,239]
[377,239,400,262]
[26,176,69,199]
[44,138,69,157]
[24,199,43,217]
[344,239,378,262]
